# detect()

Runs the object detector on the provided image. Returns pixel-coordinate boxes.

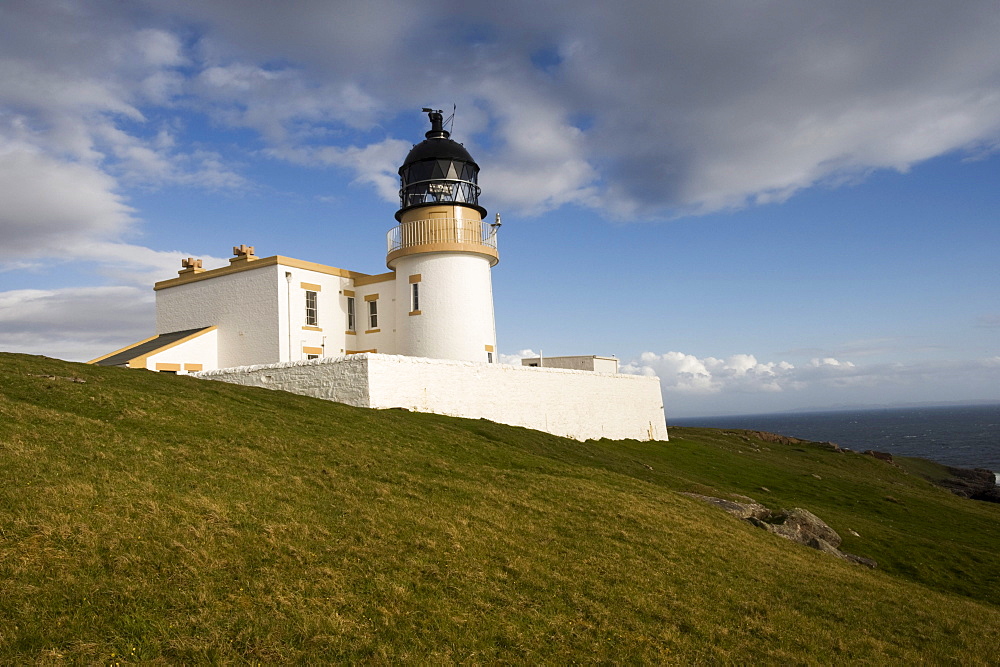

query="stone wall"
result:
[197,353,668,442]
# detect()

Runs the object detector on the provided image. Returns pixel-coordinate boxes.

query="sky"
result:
[1,0,998,418]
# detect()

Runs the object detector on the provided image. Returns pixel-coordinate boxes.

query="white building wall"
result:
[522,356,620,373]
[392,254,496,363]
[156,265,282,368]
[143,329,219,373]
[197,354,668,442]
[353,279,396,355]
[277,267,363,361]
[153,258,406,371]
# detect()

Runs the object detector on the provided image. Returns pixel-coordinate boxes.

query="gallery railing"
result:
[387,218,499,256]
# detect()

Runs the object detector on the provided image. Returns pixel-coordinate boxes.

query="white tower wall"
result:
[393,252,496,363]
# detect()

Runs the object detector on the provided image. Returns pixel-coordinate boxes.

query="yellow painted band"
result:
[155,256,379,291]
[386,242,498,267]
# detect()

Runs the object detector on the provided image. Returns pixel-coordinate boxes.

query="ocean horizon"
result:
[671,403,1000,473]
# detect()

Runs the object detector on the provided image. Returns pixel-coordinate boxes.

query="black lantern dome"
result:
[396,109,487,221]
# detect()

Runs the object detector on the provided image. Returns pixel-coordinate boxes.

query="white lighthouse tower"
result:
[387,109,500,363]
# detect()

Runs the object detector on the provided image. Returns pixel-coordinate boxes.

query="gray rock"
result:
[935,466,1000,503]
[864,450,894,464]
[682,492,875,567]
[680,493,771,520]
[841,553,878,568]
[775,508,842,549]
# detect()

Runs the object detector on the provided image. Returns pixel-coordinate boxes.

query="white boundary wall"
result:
[196,354,668,441]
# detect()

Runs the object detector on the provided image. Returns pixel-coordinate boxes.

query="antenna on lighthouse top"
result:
[444,103,456,135]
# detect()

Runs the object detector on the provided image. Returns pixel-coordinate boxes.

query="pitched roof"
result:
[91,327,214,367]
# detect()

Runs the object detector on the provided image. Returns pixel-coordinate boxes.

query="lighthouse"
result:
[387,109,500,363]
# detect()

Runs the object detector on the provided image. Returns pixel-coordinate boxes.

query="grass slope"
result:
[1,353,999,663]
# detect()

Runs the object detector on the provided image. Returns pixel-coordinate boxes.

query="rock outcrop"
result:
[935,466,1000,503]
[742,431,804,446]
[682,493,876,568]
[863,450,894,464]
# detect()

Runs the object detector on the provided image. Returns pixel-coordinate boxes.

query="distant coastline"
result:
[671,403,1000,472]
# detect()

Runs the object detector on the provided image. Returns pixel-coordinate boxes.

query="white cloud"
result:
[498,348,539,366]
[621,351,804,395]
[132,28,186,68]
[275,137,413,204]
[0,147,135,258]
[0,3,247,275]
[75,241,230,288]
[7,1,998,225]
[623,350,1000,402]
[192,63,381,143]
[479,99,600,215]
[0,286,154,362]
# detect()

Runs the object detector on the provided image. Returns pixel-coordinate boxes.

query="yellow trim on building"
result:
[302,346,323,355]
[87,333,160,364]
[302,325,323,331]
[155,363,181,372]
[409,310,421,316]
[354,272,395,286]
[364,294,379,301]
[485,344,495,352]
[300,282,322,291]
[345,330,357,335]
[154,255,377,291]
[387,242,499,267]
[126,326,219,369]
[346,349,377,354]
[364,328,380,334]
[408,273,422,283]
[343,289,356,297]
[184,363,203,372]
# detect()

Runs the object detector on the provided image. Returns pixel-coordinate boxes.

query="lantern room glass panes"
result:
[400,159,481,209]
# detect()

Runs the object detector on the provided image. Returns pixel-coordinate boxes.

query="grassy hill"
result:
[1,352,999,663]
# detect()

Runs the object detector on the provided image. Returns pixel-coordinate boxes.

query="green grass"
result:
[1,352,999,663]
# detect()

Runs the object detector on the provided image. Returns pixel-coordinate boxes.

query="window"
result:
[368,299,378,329]
[347,296,356,332]
[487,352,493,363]
[411,282,419,312]
[306,354,319,360]
[305,290,318,326]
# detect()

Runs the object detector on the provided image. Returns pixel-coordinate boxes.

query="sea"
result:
[671,404,1000,474]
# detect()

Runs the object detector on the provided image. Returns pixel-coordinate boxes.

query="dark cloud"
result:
[4,0,1000,227]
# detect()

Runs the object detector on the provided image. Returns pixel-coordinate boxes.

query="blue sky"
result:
[1,0,998,417]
